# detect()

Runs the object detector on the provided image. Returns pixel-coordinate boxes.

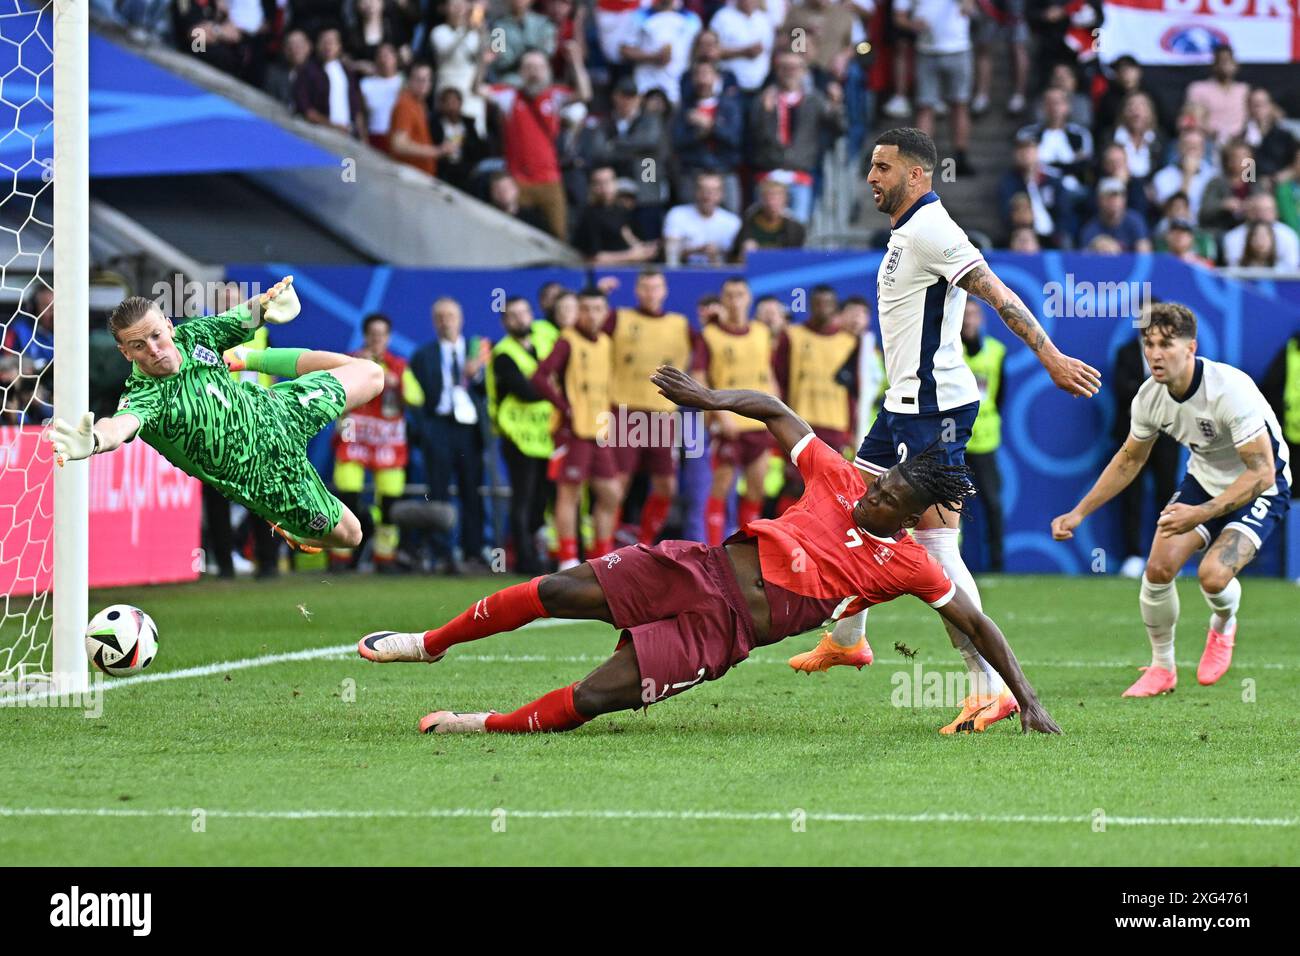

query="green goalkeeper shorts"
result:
[252,370,349,539]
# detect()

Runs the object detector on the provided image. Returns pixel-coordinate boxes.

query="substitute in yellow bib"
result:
[488,296,556,575]
[961,299,1006,572]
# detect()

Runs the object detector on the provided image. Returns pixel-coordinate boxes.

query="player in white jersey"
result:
[1053,303,1292,696]
[788,127,1102,734]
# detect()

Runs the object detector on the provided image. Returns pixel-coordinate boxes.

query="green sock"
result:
[245,347,308,379]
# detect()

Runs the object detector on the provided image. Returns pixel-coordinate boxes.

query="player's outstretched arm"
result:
[956,264,1101,398]
[937,589,1061,734]
[47,412,140,463]
[1051,433,1154,540]
[651,365,811,457]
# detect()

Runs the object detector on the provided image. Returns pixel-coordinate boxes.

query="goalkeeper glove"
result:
[257,275,300,325]
[48,412,98,464]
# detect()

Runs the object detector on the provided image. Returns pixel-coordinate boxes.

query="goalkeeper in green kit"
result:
[47,276,384,552]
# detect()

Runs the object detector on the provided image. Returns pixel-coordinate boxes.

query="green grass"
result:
[1,573,1297,865]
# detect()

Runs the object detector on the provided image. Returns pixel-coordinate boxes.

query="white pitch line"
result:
[0,806,1293,828]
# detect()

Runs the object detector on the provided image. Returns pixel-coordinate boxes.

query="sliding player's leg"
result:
[358,561,614,664]
[1127,525,1203,697]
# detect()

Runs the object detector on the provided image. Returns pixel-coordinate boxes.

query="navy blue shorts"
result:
[1168,472,1291,552]
[854,400,980,477]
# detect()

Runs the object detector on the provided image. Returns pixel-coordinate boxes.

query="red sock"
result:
[639,492,671,544]
[557,537,578,564]
[592,537,615,558]
[485,683,589,733]
[704,496,726,547]
[423,577,550,657]
[775,494,798,516]
[738,498,761,528]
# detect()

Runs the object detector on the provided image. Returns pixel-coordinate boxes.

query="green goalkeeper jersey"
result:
[111,306,346,531]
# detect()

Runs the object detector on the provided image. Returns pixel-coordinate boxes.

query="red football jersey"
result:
[743,434,957,619]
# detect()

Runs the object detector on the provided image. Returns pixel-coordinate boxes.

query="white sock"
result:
[912,527,1004,696]
[1201,577,1241,635]
[1139,574,1179,670]
[830,609,867,647]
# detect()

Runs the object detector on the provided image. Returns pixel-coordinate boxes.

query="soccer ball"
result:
[85,605,158,676]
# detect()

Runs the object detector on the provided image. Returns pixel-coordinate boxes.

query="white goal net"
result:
[0,0,85,692]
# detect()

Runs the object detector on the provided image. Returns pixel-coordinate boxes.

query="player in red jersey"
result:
[357,366,1060,736]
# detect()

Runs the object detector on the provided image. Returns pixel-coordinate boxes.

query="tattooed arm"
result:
[1051,432,1154,540]
[957,264,1102,398]
[1156,433,1276,538]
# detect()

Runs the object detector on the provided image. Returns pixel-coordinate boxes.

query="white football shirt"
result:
[1130,357,1292,498]
[875,191,984,415]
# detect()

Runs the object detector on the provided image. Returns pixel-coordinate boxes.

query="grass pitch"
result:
[1,572,1297,866]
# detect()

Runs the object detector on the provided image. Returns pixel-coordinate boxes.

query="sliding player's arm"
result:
[651,364,811,457]
[936,588,1061,734]
[1157,432,1275,538]
[956,264,1101,398]
[47,411,141,462]
[189,275,301,355]
[1051,431,1154,539]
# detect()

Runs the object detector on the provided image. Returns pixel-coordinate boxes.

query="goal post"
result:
[52,0,88,692]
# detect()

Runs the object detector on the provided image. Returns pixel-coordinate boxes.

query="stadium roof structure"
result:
[0,13,336,180]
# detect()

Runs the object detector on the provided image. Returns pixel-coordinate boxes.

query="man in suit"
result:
[410,297,490,574]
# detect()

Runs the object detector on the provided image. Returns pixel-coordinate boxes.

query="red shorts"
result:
[712,429,773,469]
[613,414,679,477]
[589,539,757,704]
[550,433,619,484]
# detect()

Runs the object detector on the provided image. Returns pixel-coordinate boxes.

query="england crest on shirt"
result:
[1195,418,1217,441]
[192,344,220,366]
[885,247,902,275]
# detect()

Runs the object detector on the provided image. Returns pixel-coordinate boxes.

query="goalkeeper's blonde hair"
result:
[108,295,161,341]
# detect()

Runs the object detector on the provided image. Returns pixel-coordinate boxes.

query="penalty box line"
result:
[0,806,1295,828]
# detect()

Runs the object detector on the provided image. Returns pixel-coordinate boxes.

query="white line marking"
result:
[0,806,1292,827]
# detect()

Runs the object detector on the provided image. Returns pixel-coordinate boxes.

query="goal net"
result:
[0,0,86,693]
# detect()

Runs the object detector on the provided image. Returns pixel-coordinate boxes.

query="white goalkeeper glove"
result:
[257,275,300,325]
[47,412,98,464]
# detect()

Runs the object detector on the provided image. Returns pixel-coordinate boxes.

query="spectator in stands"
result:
[410,297,491,575]
[178,0,266,85]
[1222,192,1300,270]
[1152,127,1214,220]
[1079,177,1151,253]
[1017,87,1093,189]
[1007,225,1041,251]
[263,29,313,108]
[1041,62,1089,128]
[1106,91,1164,183]
[545,0,585,86]
[709,0,774,97]
[999,135,1066,247]
[1162,218,1214,269]
[483,46,593,240]
[1278,149,1300,237]
[1184,44,1249,145]
[751,51,845,225]
[293,28,368,139]
[895,0,975,174]
[685,28,741,94]
[430,86,489,193]
[673,60,744,212]
[595,77,671,238]
[1152,191,1217,263]
[572,166,659,264]
[593,0,644,68]
[11,287,54,371]
[783,0,858,82]
[557,99,604,217]
[1085,233,1123,254]
[488,170,552,232]
[1025,0,1101,89]
[431,0,488,136]
[1240,224,1281,269]
[487,0,558,86]
[1094,143,1149,223]
[1244,88,1298,181]
[732,179,807,259]
[359,43,404,151]
[1094,55,1164,141]
[663,170,743,265]
[1198,140,1255,233]
[971,0,1030,118]
[345,0,412,71]
[622,0,701,107]
[385,62,441,175]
